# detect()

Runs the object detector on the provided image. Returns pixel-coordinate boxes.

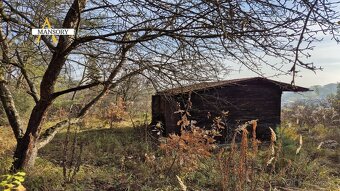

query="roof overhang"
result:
[157,77,310,95]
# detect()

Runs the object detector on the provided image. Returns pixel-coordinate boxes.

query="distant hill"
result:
[282,83,338,105]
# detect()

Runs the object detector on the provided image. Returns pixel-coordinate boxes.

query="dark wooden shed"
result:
[151,77,309,141]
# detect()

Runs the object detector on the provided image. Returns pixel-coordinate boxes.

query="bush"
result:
[0,172,26,191]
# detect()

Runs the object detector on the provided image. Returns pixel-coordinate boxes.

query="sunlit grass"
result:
[1,116,339,190]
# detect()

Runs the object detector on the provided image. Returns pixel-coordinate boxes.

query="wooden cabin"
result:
[151,77,309,141]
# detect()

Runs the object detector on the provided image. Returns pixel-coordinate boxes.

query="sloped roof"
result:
[157,77,310,95]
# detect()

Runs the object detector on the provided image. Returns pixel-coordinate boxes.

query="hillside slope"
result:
[282,83,338,105]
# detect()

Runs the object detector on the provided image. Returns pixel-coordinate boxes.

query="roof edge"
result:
[157,77,310,95]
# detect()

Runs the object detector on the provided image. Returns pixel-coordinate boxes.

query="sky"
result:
[227,0,340,88]
[228,37,340,87]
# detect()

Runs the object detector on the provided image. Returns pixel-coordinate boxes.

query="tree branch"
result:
[39,0,87,100]
[290,0,318,85]
[14,50,39,103]
[37,119,79,149]
[0,19,24,140]
[50,82,101,99]
[2,0,56,51]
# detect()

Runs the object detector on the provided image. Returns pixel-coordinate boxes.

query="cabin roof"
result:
[157,77,310,95]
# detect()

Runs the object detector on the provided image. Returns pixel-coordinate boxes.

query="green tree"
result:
[86,57,101,83]
[333,83,340,113]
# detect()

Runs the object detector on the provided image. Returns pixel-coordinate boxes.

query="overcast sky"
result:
[228,37,340,87]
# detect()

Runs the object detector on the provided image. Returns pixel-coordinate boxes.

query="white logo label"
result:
[32,18,75,44]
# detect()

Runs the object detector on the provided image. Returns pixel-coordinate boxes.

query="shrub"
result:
[0,172,26,191]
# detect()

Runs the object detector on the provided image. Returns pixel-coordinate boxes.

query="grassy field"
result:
[1,117,339,191]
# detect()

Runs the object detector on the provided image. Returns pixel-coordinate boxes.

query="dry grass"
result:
[0,127,16,153]
[176,175,187,191]
[0,127,16,173]
[1,116,339,190]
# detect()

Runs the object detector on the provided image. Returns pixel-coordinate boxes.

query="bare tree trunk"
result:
[12,100,51,170]
[0,82,23,140]
[10,47,123,171]
[0,14,24,141]
[12,139,39,170]
[8,0,87,171]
